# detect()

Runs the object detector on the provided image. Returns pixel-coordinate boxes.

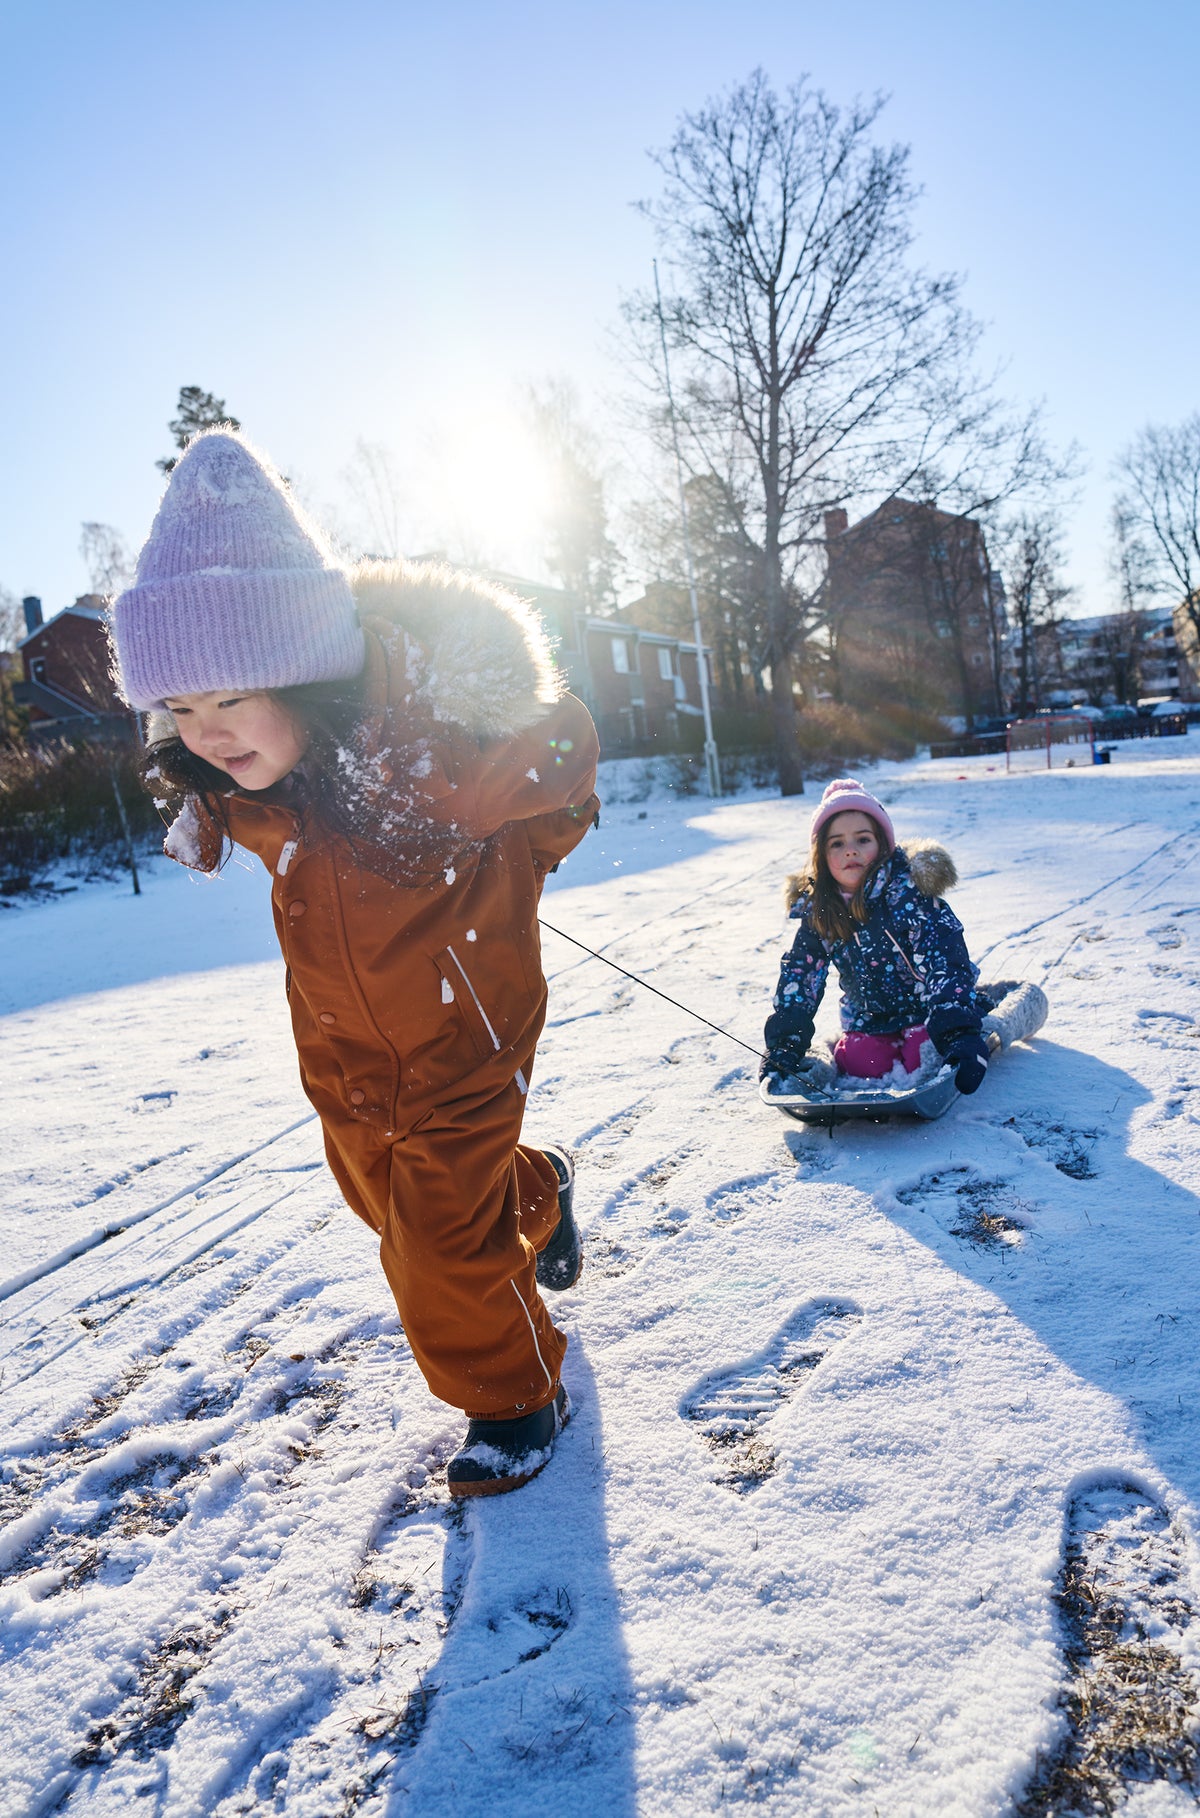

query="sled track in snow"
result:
[0,1111,320,1308]
[7,1378,475,1818]
[977,820,1200,979]
[0,1117,329,1406]
[0,1214,497,1817]
[542,840,792,993]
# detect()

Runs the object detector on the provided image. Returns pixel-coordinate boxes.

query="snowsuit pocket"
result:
[433,945,504,1065]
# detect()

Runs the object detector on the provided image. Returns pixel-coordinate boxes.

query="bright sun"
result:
[349,401,558,577]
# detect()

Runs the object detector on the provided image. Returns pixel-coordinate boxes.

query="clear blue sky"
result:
[2,0,1196,620]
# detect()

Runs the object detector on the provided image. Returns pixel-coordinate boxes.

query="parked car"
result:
[1097,704,1139,723]
[968,716,1011,736]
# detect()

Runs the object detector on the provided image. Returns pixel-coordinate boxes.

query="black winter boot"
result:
[447,1386,571,1498]
[534,1146,583,1291]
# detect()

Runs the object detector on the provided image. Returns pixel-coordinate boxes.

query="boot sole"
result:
[450,1459,553,1498]
[538,1248,583,1292]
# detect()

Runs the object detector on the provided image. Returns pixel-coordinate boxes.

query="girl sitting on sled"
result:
[761,779,992,1093]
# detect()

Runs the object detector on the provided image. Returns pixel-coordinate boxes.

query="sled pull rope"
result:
[538,919,765,1061]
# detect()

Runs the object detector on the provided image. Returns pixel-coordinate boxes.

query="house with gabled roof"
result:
[14,594,134,740]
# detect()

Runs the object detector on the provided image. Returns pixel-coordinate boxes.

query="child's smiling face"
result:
[164,689,308,790]
[823,810,881,891]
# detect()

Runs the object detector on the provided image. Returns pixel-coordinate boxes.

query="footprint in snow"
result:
[705,1172,778,1225]
[131,1090,178,1113]
[1135,1008,1199,1049]
[682,1300,860,1492]
[662,1031,718,1067]
[1015,1481,1200,1815]
[1000,1112,1100,1180]
[246,1511,568,1806]
[782,1129,838,1176]
[586,1153,692,1278]
[438,1584,574,1695]
[572,1097,650,1159]
[0,1442,215,1598]
[894,1168,1032,1251]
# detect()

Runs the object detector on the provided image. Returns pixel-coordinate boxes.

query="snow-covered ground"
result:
[3,737,1200,1817]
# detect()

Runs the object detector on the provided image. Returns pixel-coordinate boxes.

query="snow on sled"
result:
[759,981,1049,1125]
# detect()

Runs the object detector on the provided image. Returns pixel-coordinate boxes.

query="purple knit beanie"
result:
[810,778,896,853]
[111,429,364,710]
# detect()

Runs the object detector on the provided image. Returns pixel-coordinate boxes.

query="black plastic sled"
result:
[759,981,1048,1126]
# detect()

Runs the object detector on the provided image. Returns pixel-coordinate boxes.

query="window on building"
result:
[31,658,47,682]
[657,646,674,681]
[611,639,630,674]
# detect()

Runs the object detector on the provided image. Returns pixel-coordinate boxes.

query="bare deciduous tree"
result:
[341,439,407,560]
[0,584,25,741]
[998,511,1074,715]
[626,459,768,708]
[525,380,622,613]
[1109,498,1155,616]
[79,522,134,598]
[0,584,23,652]
[1114,416,1200,631]
[625,70,980,793]
[1090,610,1145,706]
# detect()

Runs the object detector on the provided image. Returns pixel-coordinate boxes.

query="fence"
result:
[931,714,1189,762]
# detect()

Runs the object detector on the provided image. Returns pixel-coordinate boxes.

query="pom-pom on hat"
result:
[111,429,364,710]
[809,778,895,854]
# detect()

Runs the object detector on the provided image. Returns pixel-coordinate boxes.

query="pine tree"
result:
[158,387,241,474]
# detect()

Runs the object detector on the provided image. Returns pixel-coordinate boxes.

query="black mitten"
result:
[946,1032,989,1094]
[761,1007,815,1081]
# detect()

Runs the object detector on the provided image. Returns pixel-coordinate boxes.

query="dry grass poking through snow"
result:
[1017,1484,1200,1815]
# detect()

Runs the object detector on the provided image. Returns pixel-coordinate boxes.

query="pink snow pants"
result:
[833,1025,929,1078]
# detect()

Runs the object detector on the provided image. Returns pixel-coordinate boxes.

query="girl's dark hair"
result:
[802,811,889,943]
[143,672,446,880]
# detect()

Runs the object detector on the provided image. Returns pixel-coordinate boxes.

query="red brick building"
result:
[16,596,133,739]
[824,499,1006,726]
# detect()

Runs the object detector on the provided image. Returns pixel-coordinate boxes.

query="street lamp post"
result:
[654,260,721,798]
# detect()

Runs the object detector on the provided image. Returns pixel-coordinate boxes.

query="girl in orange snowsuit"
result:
[111,430,599,1496]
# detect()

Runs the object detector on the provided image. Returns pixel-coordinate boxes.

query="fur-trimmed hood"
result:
[784,839,957,910]
[145,559,565,748]
[354,560,563,740]
[904,840,958,898]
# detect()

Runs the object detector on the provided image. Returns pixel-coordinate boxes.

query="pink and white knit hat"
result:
[111,429,364,710]
[809,778,896,853]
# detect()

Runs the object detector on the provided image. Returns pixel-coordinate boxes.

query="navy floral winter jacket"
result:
[767,846,990,1060]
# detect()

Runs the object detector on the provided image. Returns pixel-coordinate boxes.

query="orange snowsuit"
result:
[165,565,599,1419]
